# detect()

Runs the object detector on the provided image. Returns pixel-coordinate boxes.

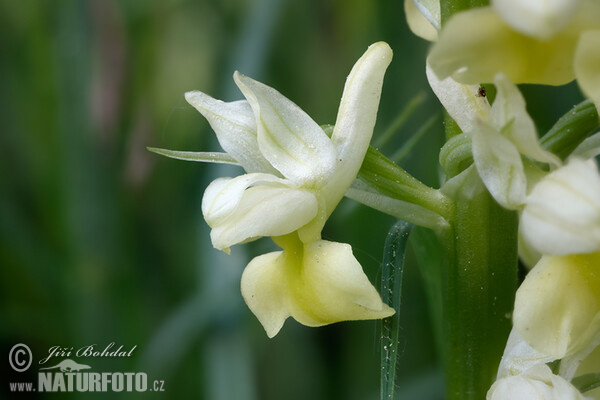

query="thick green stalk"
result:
[441,170,518,400]
[437,2,515,399]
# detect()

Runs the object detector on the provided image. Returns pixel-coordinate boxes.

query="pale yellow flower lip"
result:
[241,237,395,338]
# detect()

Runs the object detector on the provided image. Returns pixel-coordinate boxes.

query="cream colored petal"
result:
[321,42,392,216]
[491,74,561,167]
[202,173,290,226]
[324,42,393,211]
[472,123,527,209]
[290,240,395,326]
[492,0,581,39]
[513,253,600,359]
[487,364,589,400]
[233,72,337,185]
[241,251,290,338]
[575,30,600,116]
[426,62,490,133]
[405,0,438,41]
[241,238,394,337]
[184,91,277,174]
[520,158,600,256]
[428,7,578,86]
[207,185,318,251]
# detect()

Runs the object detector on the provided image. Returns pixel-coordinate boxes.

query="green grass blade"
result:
[381,220,413,400]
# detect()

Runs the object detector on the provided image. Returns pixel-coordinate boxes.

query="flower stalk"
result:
[436,2,517,399]
[440,169,518,399]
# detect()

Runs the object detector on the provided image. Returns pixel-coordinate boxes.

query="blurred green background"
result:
[0,0,455,398]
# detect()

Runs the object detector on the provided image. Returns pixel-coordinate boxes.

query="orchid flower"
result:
[486,329,594,399]
[427,0,600,114]
[150,42,395,337]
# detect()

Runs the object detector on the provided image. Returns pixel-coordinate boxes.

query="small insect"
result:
[476,86,486,98]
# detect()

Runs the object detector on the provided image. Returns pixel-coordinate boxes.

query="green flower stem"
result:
[359,147,454,222]
[440,169,518,400]
[540,99,600,160]
[437,2,515,399]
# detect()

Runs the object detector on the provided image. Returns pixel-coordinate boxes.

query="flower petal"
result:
[492,0,581,39]
[202,173,290,227]
[233,72,337,184]
[520,158,600,255]
[426,62,490,133]
[208,185,318,251]
[575,30,600,116]
[472,123,527,209]
[240,250,290,338]
[405,0,438,41]
[496,329,555,379]
[325,42,392,208]
[487,364,588,400]
[241,238,394,337]
[490,74,561,167]
[428,7,578,86]
[513,253,600,359]
[293,240,395,325]
[185,91,277,174]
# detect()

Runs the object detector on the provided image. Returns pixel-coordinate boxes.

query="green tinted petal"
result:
[575,30,600,116]
[429,7,577,85]
[492,0,581,39]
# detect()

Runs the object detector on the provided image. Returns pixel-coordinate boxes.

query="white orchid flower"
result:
[150,42,395,337]
[189,42,392,252]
